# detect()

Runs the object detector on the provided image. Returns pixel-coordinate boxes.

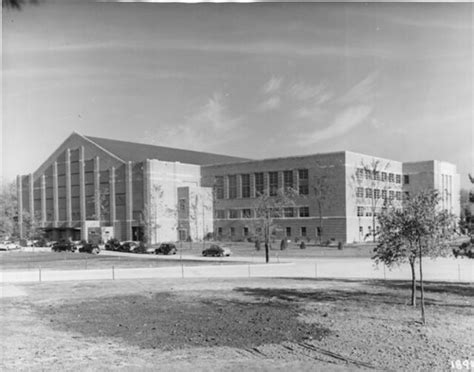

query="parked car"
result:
[155,243,177,255]
[453,238,474,259]
[202,244,231,257]
[118,241,140,253]
[52,240,77,252]
[79,243,100,254]
[132,242,155,254]
[105,238,121,251]
[0,241,20,251]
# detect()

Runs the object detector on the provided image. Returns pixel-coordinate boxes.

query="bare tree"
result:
[253,187,297,263]
[352,159,393,242]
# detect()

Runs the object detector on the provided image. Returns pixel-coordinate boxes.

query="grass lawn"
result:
[1,278,472,371]
[0,251,241,271]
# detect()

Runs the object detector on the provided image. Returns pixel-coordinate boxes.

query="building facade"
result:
[16,133,461,244]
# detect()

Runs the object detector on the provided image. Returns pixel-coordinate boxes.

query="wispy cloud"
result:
[145,92,244,151]
[299,105,373,145]
[262,76,283,94]
[296,72,378,144]
[257,76,283,112]
[338,71,378,105]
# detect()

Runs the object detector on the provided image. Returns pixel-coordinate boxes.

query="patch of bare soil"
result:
[1,278,472,371]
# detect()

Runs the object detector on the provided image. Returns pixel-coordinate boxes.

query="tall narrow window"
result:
[299,206,309,217]
[301,227,307,237]
[403,175,410,184]
[215,176,224,199]
[269,172,278,196]
[298,169,309,195]
[286,227,291,237]
[255,173,264,196]
[241,174,250,198]
[283,170,293,190]
[228,175,237,199]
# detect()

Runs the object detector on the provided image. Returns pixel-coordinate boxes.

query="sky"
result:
[2,2,473,188]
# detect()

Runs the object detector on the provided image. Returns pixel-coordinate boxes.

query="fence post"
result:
[112,265,115,280]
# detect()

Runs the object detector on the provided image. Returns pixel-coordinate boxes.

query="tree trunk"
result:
[419,245,425,324]
[264,242,269,263]
[409,258,416,307]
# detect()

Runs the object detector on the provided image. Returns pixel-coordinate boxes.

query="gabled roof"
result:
[86,136,250,165]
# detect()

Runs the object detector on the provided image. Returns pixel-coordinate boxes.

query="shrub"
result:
[299,241,306,249]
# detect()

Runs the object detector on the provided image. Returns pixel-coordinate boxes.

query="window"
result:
[357,206,364,217]
[243,227,249,237]
[365,188,373,198]
[365,210,372,217]
[301,227,307,237]
[215,176,224,199]
[404,175,410,184]
[382,189,387,200]
[374,171,380,181]
[255,173,264,196]
[286,227,291,237]
[283,207,294,218]
[299,206,309,217]
[228,175,237,199]
[179,198,186,212]
[269,172,278,196]
[241,174,250,198]
[283,170,293,189]
[230,227,235,236]
[374,189,380,199]
[389,190,395,200]
[217,227,223,236]
[242,209,252,218]
[356,187,364,198]
[365,169,372,180]
[381,172,387,182]
[229,209,239,219]
[388,173,394,183]
[396,191,401,200]
[395,174,401,184]
[356,168,364,180]
[359,226,363,233]
[215,210,225,219]
[298,169,309,195]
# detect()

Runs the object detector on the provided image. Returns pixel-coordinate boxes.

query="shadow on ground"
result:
[234,280,473,310]
[35,292,330,351]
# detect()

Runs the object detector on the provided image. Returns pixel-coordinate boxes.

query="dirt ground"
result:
[1,278,472,371]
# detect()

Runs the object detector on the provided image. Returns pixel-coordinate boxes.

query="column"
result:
[236,174,242,199]
[65,148,72,225]
[41,175,46,227]
[29,173,34,222]
[293,169,299,193]
[94,156,101,221]
[52,161,59,227]
[223,175,229,199]
[250,173,256,198]
[17,175,23,239]
[263,172,269,195]
[79,146,87,240]
[125,161,133,240]
[109,166,116,226]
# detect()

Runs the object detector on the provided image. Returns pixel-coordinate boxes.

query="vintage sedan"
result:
[202,244,231,257]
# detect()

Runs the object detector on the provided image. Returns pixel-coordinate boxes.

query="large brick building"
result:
[17,132,460,244]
